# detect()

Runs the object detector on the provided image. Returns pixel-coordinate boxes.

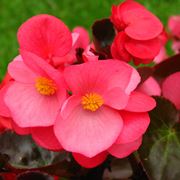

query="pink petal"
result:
[111,32,132,62]
[11,120,30,135]
[18,14,72,61]
[108,137,142,158]
[54,97,123,157]
[73,27,90,49]
[83,45,99,62]
[0,116,12,130]
[73,151,108,168]
[172,40,180,54]
[125,67,140,95]
[8,57,37,83]
[103,87,129,110]
[64,60,139,95]
[0,73,12,88]
[125,37,161,59]
[162,72,180,109]
[123,9,163,40]
[0,84,11,117]
[154,47,168,64]
[20,50,65,86]
[133,58,153,66]
[116,111,150,144]
[5,82,60,127]
[31,126,62,151]
[120,0,145,12]
[137,77,161,96]
[110,1,145,31]
[168,16,180,38]
[125,91,156,112]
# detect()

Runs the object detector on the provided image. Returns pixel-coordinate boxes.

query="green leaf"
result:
[139,96,180,180]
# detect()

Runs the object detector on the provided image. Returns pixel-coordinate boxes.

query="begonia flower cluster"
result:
[110,0,164,65]
[1,0,174,169]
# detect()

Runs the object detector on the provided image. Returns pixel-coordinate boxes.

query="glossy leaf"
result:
[138,96,180,180]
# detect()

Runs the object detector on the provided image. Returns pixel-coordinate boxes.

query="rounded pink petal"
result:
[11,120,30,135]
[20,50,65,86]
[116,111,150,144]
[168,16,180,38]
[111,32,132,62]
[73,151,108,168]
[110,1,145,31]
[103,87,129,110]
[5,82,60,127]
[54,97,123,157]
[125,37,161,60]
[125,67,141,95]
[125,91,156,112]
[108,137,142,158]
[137,77,161,96]
[73,27,90,49]
[18,14,72,60]
[123,9,163,40]
[0,84,11,117]
[31,126,62,151]
[154,47,168,64]
[162,72,180,109]
[8,57,37,83]
[64,60,139,95]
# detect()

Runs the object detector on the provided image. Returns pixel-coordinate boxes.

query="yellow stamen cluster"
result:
[35,77,57,96]
[81,93,104,112]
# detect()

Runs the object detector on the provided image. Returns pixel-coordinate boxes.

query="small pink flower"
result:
[18,14,72,67]
[4,51,67,128]
[162,72,180,110]
[110,0,163,64]
[54,60,155,163]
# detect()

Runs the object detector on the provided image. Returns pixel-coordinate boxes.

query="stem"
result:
[128,153,150,180]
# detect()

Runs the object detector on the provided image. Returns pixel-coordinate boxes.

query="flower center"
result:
[35,77,57,96]
[81,93,104,112]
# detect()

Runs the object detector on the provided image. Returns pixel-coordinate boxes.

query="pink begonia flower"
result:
[54,60,156,162]
[18,14,72,68]
[162,72,180,110]
[0,52,65,151]
[110,0,163,64]
[4,51,67,128]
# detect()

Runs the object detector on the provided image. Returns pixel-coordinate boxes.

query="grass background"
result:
[0,0,179,79]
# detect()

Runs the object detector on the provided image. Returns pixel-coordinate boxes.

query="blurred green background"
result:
[0,0,179,79]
